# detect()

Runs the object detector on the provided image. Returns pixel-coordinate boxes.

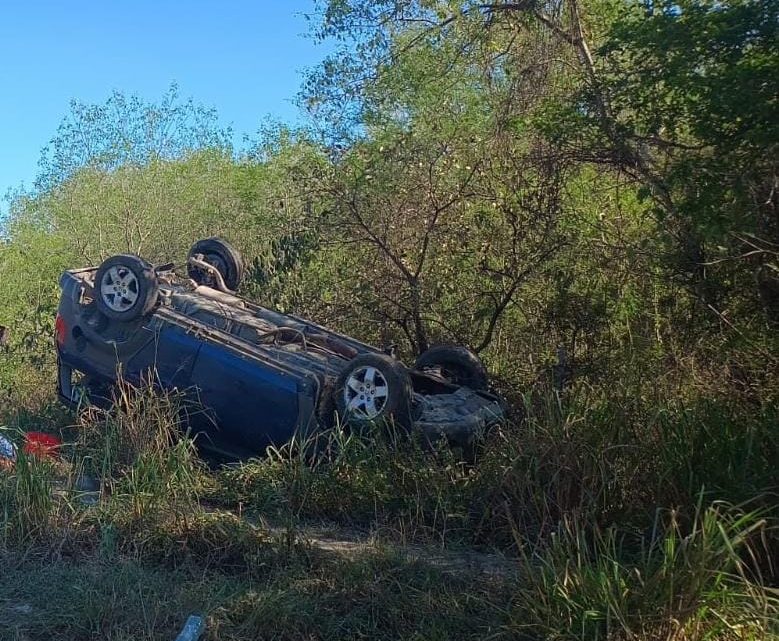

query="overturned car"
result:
[55,238,504,457]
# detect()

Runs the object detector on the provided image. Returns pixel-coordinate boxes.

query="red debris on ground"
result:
[22,432,62,459]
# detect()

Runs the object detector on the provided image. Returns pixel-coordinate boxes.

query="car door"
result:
[188,340,302,453]
[124,321,202,391]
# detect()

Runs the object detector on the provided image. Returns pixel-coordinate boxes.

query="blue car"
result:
[55,238,504,458]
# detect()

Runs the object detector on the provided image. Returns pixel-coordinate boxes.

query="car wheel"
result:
[94,254,159,322]
[414,345,489,390]
[335,353,413,430]
[187,237,244,291]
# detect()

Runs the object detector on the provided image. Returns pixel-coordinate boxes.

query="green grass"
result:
[1,378,777,640]
[508,502,779,640]
[1,544,511,641]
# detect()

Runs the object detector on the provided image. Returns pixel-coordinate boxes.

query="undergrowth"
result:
[1,374,777,640]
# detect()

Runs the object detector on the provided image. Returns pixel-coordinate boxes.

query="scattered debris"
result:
[72,473,101,505]
[0,434,16,470]
[22,432,62,459]
[174,615,205,641]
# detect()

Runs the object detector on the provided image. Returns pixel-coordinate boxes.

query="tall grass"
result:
[0,448,56,546]
[2,382,216,557]
[1,375,776,639]
[218,383,778,553]
[508,502,778,640]
[218,422,474,543]
[210,382,779,639]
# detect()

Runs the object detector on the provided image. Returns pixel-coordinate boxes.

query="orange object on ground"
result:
[22,432,62,459]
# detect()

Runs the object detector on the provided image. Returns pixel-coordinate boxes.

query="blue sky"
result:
[0,0,330,214]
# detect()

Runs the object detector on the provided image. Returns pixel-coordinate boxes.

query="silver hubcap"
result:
[343,366,389,419]
[100,265,140,312]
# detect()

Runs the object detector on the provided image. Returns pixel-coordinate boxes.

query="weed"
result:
[507,501,779,640]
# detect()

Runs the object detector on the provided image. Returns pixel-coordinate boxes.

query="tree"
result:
[302,1,576,354]
[307,0,779,325]
[583,0,779,318]
[35,84,232,193]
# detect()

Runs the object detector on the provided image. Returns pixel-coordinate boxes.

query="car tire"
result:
[94,254,159,322]
[335,353,413,430]
[187,237,244,291]
[414,345,489,390]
